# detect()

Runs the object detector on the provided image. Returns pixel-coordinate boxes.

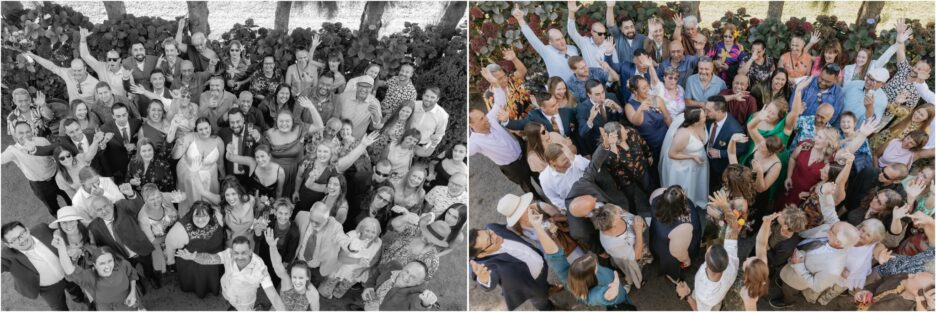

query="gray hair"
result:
[858,219,886,244]
[684,15,699,27]
[486,63,503,74]
[698,56,714,64]
[836,222,860,249]
[11,88,29,99]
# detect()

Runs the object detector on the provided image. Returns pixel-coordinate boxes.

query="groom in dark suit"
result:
[704,96,747,191]
[504,96,580,151]
[217,108,261,187]
[469,223,553,311]
[99,103,141,182]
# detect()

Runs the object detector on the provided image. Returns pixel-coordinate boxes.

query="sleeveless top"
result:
[281,287,310,311]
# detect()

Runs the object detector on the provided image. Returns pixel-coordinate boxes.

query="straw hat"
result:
[496,193,534,227]
[49,206,85,229]
[421,220,451,248]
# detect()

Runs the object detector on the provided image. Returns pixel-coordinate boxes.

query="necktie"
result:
[550,116,561,135]
[599,103,607,122]
[122,127,131,144]
[797,237,828,252]
[303,230,318,261]
[76,140,85,153]
[707,123,718,148]
[232,135,242,174]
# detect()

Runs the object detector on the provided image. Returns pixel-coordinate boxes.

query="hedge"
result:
[469,2,935,94]
[1,2,466,157]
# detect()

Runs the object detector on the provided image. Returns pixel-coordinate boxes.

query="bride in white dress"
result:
[172,117,225,215]
[659,107,709,208]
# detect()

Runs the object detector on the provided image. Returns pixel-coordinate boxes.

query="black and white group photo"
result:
[0,1,468,310]
[468,1,935,311]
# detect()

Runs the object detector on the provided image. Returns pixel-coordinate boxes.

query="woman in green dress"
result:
[734,98,799,224]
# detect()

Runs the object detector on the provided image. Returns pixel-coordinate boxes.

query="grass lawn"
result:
[26,1,467,40]
[685,1,934,30]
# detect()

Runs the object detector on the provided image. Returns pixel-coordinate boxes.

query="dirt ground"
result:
[468,155,862,311]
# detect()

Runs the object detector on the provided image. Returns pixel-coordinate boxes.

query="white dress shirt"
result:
[543,112,565,136]
[22,237,66,286]
[72,177,126,223]
[412,102,449,154]
[468,88,522,165]
[692,239,739,311]
[540,155,590,213]
[709,115,727,145]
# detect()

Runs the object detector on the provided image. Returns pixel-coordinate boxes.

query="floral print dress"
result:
[380,76,418,120]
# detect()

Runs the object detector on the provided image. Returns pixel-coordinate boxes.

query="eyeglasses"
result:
[477,230,496,253]
[375,193,391,203]
[7,230,29,245]
[723,35,733,39]
[665,75,678,81]
[374,171,390,178]
[592,31,607,37]
[59,154,73,161]
[824,63,840,72]
[881,170,893,181]
[230,49,241,52]
[107,58,120,62]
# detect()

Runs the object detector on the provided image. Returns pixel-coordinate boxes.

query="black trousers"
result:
[38,278,86,311]
[498,155,537,196]
[127,254,156,292]
[29,177,70,217]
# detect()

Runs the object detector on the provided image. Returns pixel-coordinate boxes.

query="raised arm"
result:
[727,133,746,165]
[336,132,378,173]
[513,5,549,56]
[605,1,615,31]
[264,228,289,280]
[78,28,106,72]
[23,51,68,79]
[175,249,224,265]
[755,213,776,263]
[894,19,910,64]
[803,30,821,57]
[51,236,76,275]
[786,76,812,133]
[175,18,189,53]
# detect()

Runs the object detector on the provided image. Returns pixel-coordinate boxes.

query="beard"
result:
[134,54,145,62]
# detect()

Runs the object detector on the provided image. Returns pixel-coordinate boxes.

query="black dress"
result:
[648,197,702,281]
[248,171,280,199]
[427,160,453,190]
[296,164,338,214]
[176,221,225,298]
[253,221,300,289]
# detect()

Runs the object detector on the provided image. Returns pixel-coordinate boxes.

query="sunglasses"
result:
[375,171,390,178]
[107,58,120,62]
[59,154,73,161]
[592,31,607,36]
[824,63,840,71]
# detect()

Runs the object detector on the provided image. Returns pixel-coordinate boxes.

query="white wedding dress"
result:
[659,114,709,209]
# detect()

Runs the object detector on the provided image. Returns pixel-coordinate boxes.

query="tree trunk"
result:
[767,1,784,21]
[186,1,211,35]
[359,1,388,38]
[679,1,700,20]
[274,1,292,33]
[856,1,886,27]
[436,1,467,39]
[103,1,126,21]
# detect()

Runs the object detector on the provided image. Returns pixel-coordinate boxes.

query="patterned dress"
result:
[707,42,746,83]
[249,70,283,100]
[127,158,176,193]
[740,55,775,85]
[380,76,418,121]
[368,118,408,163]
[882,61,922,126]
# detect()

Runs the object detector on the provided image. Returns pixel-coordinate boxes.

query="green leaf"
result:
[493,14,504,25]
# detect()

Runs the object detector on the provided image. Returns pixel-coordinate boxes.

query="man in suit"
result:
[771,216,859,308]
[90,82,138,125]
[198,75,237,133]
[121,42,159,89]
[2,221,86,310]
[218,108,261,187]
[469,224,553,310]
[99,103,142,182]
[577,81,625,155]
[294,202,349,282]
[606,49,655,104]
[85,195,159,289]
[59,118,106,174]
[704,96,747,191]
[503,94,580,151]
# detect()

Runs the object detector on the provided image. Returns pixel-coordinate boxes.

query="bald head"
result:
[830,222,859,249]
[69,59,88,81]
[816,104,835,125]
[308,202,329,230]
[569,195,597,217]
[547,28,568,52]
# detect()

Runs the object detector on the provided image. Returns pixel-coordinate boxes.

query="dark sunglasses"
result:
[374,171,390,178]
[59,154,73,161]
[592,31,607,36]
[107,58,120,62]
[824,63,840,71]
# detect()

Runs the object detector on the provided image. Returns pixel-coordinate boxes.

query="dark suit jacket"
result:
[505,107,582,152]
[471,224,549,311]
[605,55,654,103]
[371,260,430,311]
[707,114,747,184]
[99,118,142,181]
[58,130,106,174]
[562,149,628,254]
[122,56,159,89]
[218,126,259,177]
[576,98,625,155]
[1,223,57,299]
[88,197,153,259]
